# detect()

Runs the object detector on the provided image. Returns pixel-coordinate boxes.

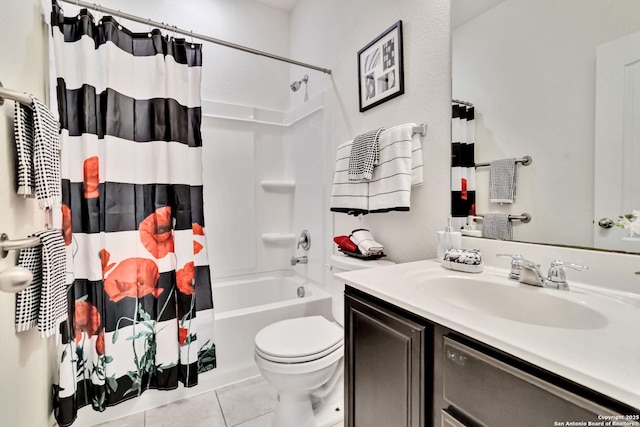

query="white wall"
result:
[0,0,453,424]
[67,0,292,110]
[290,0,452,264]
[453,0,640,247]
[0,2,55,426]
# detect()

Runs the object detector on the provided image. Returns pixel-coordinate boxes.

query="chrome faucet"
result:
[290,256,308,266]
[497,254,587,291]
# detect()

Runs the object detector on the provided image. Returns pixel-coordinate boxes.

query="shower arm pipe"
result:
[58,0,332,75]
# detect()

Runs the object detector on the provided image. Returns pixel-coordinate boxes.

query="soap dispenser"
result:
[437,217,462,262]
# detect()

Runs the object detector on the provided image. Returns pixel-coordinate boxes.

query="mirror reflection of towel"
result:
[489,158,517,203]
[482,214,513,240]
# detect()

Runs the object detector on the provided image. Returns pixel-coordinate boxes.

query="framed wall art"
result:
[357,20,404,112]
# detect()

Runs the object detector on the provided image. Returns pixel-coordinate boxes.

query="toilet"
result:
[254,254,395,427]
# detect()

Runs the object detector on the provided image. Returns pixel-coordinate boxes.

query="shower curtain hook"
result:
[190,30,195,48]
[94,3,101,24]
[147,18,152,37]
[117,9,122,30]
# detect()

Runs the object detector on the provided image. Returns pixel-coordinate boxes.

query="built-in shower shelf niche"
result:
[260,180,296,193]
[201,92,325,127]
[261,233,296,245]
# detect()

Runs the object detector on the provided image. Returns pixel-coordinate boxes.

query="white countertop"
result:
[336,259,640,411]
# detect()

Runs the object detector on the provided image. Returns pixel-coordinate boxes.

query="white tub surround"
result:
[337,258,640,410]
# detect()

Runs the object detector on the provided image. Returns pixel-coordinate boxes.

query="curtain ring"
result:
[94,3,101,24]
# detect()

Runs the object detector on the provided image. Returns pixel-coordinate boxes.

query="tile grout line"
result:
[215,389,230,427]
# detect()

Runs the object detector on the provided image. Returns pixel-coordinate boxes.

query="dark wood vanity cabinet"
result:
[345,287,433,427]
[345,286,639,427]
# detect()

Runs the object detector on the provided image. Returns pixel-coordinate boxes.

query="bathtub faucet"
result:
[290,256,308,266]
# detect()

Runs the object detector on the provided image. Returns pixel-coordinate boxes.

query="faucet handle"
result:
[297,229,311,250]
[546,260,588,290]
[496,253,524,280]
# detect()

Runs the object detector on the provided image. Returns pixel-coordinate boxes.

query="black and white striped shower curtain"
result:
[51,3,216,425]
[451,103,476,230]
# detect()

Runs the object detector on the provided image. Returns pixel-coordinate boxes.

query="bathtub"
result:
[212,270,333,380]
[74,270,332,427]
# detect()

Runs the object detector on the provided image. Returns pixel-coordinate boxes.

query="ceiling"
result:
[253,0,299,12]
[451,0,507,29]
[250,0,508,28]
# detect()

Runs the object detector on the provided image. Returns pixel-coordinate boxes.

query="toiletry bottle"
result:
[461,215,482,237]
[437,217,463,262]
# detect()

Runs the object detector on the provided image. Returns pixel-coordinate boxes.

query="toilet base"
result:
[272,391,343,427]
[273,391,316,427]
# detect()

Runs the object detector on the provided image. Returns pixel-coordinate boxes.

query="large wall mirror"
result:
[452,0,640,254]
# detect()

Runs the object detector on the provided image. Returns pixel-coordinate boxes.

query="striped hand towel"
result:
[369,123,422,213]
[13,95,61,209]
[348,128,384,181]
[330,141,369,215]
[15,229,68,337]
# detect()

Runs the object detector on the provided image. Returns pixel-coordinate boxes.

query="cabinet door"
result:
[345,291,426,427]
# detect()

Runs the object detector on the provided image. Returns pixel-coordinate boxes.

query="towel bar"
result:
[473,213,532,223]
[412,123,427,137]
[475,155,532,168]
[0,233,41,258]
[0,81,33,107]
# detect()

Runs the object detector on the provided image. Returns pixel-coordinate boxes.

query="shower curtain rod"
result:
[452,99,474,107]
[58,0,332,75]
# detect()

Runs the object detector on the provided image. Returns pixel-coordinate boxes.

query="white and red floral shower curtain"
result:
[51,2,216,425]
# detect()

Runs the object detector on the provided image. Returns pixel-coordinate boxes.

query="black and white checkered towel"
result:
[15,229,68,338]
[14,100,35,197]
[348,128,384,181]
[13,95,61,209]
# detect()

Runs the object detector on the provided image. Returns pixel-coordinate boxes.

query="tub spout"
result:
[290,256,308,266]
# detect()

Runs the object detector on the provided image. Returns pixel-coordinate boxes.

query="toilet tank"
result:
[329,254,395,326]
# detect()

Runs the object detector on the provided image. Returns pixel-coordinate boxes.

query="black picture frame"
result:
[357,20,404,112]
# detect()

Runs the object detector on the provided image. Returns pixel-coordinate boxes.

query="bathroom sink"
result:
[417,276,608,329]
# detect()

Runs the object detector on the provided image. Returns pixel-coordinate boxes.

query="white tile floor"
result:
[94,376,345,427]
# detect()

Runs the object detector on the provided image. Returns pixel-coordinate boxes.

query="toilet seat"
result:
[255,316,343,364]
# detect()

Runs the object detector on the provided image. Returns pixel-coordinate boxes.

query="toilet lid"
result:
[255,316,343,363]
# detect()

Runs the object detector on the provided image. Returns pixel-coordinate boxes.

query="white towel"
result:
[489,158,517,204]
[330,141,369,216]
[369,123,423,213]
[15,229,68,337]
[349,229,384,256]
[482,214,513,241]
[348,128,384,181]
[13,95,61,209]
